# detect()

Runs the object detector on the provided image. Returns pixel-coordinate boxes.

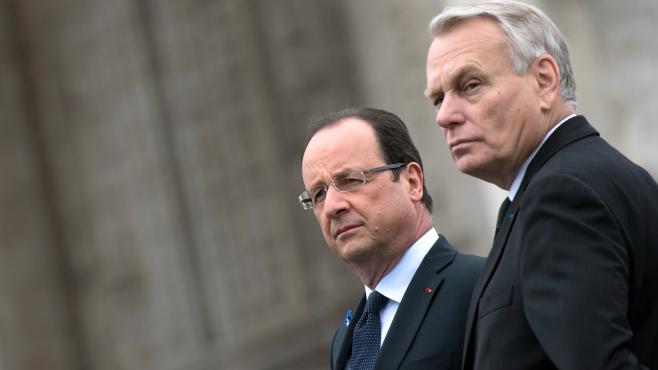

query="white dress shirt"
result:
[344,228,438,369]
[365,227,438,345]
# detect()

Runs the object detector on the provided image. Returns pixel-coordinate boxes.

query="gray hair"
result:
[429,0,577,110]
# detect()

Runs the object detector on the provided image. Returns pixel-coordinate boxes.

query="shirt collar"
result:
[365,228,438,303]
[507,114,576,201]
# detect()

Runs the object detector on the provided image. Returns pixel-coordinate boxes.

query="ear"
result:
[405,162,424,202]
[532,54,561,110]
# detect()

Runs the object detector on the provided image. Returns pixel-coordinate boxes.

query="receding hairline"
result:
[431,11,506,37]
[302,117,383,162]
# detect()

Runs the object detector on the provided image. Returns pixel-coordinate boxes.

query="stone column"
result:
[0,1,78,368]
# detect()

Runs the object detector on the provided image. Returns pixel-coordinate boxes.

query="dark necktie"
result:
[351,291,388,370]
[495,197,512,235]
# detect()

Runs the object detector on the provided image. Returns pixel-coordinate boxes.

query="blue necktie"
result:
[351,291,388,370]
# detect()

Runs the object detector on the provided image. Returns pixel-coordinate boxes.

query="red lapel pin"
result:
[424,288,432,294]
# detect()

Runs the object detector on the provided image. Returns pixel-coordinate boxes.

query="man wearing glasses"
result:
[299,107,484,370]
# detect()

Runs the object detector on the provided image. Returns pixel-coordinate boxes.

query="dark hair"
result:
[303,107,433,213]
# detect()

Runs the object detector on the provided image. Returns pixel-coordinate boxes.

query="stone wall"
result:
[0,1,656,369]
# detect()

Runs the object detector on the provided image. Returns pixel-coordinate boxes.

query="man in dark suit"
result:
[299,107,484,370]
[424,1,658,370]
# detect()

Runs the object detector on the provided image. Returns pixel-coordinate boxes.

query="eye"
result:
[311,185,327,204]
[334,175,364,191]
[432,94,444,109]
[463,80,481,93]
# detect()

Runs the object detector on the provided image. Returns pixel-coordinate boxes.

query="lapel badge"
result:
[424,288,432,295]
[344,308,352,327]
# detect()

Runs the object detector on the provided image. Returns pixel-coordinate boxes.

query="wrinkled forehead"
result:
[301,119,383,186]
[302,164,363,190]
[425,18,510,88]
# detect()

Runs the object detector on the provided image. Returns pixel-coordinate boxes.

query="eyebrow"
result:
[307,167,353,189]
[331,168,354,178]
[425,64,483,100]
[307,176,326,191]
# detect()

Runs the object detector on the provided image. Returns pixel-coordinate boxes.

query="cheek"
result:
[480,127,509,158]
[478,103,511,145]
[493,108,522,144]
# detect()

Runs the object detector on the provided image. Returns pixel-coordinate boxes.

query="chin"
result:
[456,159,491,180]
[339,243,374,264]
[455,157,479,175]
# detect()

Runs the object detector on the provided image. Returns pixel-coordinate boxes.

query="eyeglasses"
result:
[298,163,406,210]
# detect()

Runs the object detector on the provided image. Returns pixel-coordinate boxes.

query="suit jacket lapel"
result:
[461,199,518,368]
[461,115,599,368]
[520,115,598,195]
[333,296,365,370]
[374,236,457,370]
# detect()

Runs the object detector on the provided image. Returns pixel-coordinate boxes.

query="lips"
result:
[334,224,360,239]
[449,139,476,152]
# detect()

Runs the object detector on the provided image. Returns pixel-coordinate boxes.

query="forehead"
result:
[425,17,509,93]
[302,118,383,181]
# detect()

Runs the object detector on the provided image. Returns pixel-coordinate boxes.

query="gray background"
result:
[1,0,656,369]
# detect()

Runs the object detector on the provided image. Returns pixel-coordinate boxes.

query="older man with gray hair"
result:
[425,1,658,370]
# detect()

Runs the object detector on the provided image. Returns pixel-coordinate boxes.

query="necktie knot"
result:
[365,291,388,315]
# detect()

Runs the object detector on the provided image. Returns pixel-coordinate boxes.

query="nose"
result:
[435,92,465,129]
[322,185,348,219]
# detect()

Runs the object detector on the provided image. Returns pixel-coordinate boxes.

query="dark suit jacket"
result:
[330,234,484,370]
[462,116,658,370]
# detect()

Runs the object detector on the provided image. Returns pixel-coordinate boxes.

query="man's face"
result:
[425,17,545,188]
[301,119,417,266]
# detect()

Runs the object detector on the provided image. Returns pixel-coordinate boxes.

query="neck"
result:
[492,105,576,190]
[357,258,401,289]
[354,207,433,289]
[545,104,575,133]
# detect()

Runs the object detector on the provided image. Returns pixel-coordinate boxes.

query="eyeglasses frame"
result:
[298,162,407,210]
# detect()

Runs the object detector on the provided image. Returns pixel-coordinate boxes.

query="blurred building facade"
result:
[0,0,656,369]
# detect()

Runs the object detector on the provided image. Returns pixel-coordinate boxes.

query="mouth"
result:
[334,224,360,239]
[449,139,476,152]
